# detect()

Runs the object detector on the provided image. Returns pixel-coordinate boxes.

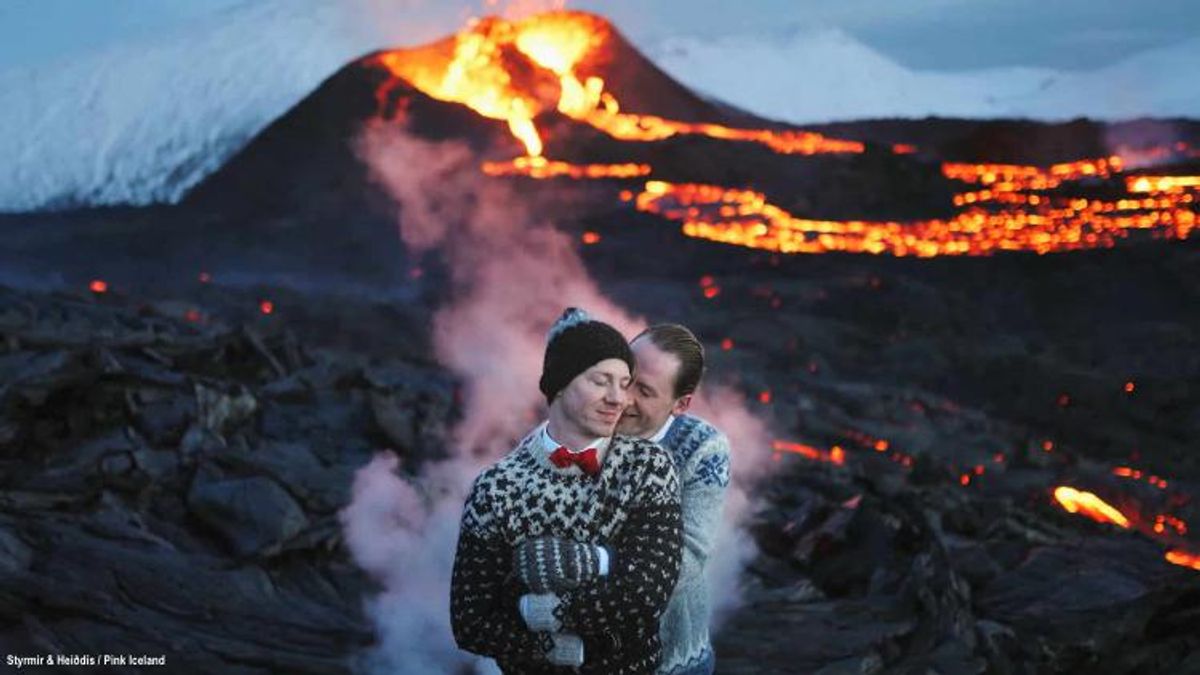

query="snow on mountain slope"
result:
[0,1,370,212]
[647,28,1200,124]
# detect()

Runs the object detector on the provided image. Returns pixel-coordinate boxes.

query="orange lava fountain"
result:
[372,11,864,179]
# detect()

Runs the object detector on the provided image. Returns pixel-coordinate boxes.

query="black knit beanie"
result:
[539,308,635,405]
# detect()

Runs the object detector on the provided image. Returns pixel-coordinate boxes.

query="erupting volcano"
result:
[362,10,1200,258]
[372,13,866,166]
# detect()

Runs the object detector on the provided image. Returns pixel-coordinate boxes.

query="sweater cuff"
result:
[546,633,584,667]
[518,593,562,632]
[596,545,609,576]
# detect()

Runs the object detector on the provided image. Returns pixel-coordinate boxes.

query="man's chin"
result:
[590,420,619,437]
[615,420,648,438]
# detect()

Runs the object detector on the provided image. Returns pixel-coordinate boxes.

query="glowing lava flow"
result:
[1166,549,1200,571]
[771,440,846,466]
[510,13,865,155]
[1052,486,1131,528]
[1052,485,1200,572]
[372,11,864,179]
[631,158,1199,256]
[374,19,546,157]
[1113,466,1169,490]
[482,155,650,178]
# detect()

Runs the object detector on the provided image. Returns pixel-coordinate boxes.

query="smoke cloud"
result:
[689,385,774,623]
[1103,119,1191,169]
[340,120,775,672]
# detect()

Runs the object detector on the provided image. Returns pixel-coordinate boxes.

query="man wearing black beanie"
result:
[451,308,683,674]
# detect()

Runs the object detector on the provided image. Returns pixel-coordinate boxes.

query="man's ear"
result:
[671,394,693,416]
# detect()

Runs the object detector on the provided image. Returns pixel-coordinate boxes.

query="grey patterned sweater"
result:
[451,426,683,674]
[655,415,731,675]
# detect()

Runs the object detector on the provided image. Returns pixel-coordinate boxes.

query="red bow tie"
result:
[549,445,601,476]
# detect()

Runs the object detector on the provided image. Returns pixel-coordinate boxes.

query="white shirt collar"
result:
[539,421,607,454]
[648,414,676,444]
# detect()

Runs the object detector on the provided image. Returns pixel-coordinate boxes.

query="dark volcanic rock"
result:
[188,473,310,557]
[0,284,460,673]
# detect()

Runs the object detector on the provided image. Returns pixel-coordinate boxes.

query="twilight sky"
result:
[2,0,1197,72]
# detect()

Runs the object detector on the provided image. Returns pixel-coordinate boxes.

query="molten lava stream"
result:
[1166,549,1200,571]
[481,155,651,179]
[771,440,845,466]
[1052,486,1131,528]
[633,171,1198,256]
[1053,486,1200,572]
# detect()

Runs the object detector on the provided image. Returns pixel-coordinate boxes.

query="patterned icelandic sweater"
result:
[654,415,731,675]
[451,425,683,674]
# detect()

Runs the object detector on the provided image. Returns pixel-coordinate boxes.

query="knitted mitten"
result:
[544,633,584,668]
[513,536,610,593]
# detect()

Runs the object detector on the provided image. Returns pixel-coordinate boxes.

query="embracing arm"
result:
[676,432,731,591]
[450,478,547,661]
[553,450,683,640]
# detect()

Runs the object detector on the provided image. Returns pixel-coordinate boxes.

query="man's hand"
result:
[513,537,610,593]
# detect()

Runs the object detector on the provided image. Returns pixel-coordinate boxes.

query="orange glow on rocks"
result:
[1113,466,1169,490]
[581,231,601,244]
[1154,514,1188,536]
[259,300,275,315]
[1128,175,1200,193]
[89,280,108,294]
[830,446,846,464]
